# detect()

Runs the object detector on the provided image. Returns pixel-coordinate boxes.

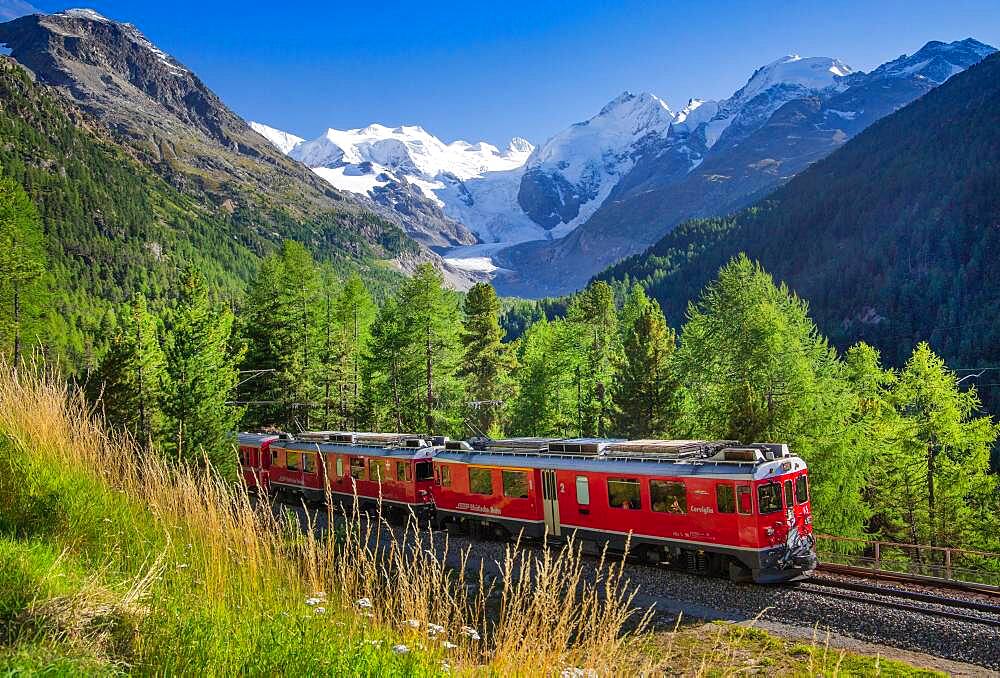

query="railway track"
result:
[800,575,1000,628]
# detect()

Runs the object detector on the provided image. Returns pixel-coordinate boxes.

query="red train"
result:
[241,431,438,518]
[237,432,817,583]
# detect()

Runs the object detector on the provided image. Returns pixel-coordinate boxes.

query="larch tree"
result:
[891,342,999,549]
[0,175,47,371]
[612,298,680,439]
[673,254,867,538]
[162,267,244,476]
[330,272,375,429]
[91,295,167,447]
[567,281,619,436]
[362,296,411,431]
[458,282,513,437]
[397,263,463,435]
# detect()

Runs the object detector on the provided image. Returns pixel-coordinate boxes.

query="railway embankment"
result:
[0,367,967,675]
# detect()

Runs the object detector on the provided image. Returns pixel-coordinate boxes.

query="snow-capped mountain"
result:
[493,38,996,297]
[253,38,994,295]
[516,91,673,237]
[250,121,303,155]
[250,120,535,252]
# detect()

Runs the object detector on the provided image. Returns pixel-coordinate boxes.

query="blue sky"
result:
[16,0,1000,145]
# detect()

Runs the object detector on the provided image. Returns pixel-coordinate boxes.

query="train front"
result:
[747,444,819,583]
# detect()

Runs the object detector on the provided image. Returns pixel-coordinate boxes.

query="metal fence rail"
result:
[815,533,1000,588]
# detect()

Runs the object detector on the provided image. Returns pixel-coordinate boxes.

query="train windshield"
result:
[757,483,782,514]
[415,461,433,481]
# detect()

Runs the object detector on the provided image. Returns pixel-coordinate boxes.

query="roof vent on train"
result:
[404,438,428,448]
[445,440,473,451]
[547,438,623,455]
[297,431,356,443]
[710,447,765,463]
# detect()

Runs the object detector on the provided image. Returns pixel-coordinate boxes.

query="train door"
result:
[541,469,561,537]
[734,481,756,546]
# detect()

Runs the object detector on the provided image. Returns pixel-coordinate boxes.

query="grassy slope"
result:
[0,367,944,676]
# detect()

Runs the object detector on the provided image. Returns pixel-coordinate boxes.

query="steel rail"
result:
[798,580,1000,628]
[816,562,1000,598]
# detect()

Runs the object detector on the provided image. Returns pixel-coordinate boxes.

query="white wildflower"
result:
[560,670,597,678]
[442,641,458,650]
[392,644,409,655]
[178,563,189,569]
[313,591,327,599]
[404,618,421,629]
[460,626,480,641]
[426,623,445,637]
[355,597,373,609]
[305,597,323,606]
[441,660,451,673]
[314,607,326,615]
[367,639,382,646]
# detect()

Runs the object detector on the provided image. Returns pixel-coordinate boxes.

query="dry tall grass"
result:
[0,365,655,674]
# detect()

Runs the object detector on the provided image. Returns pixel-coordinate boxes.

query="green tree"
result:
[674,255,867,537]
[567,281,619,436]
[398,264,463,434]
[612,297,680,438]
[890,342,999,549]
[0,175,47,371]
[162,267,244,475]
[328,273,375,429]
[458,282,513,437]
[361,264,462,434]
[239,241,324,429]
[91,295,167,447]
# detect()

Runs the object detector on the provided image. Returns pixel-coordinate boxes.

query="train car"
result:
[237,432,283,492]
[267,432,438,518]
[432,438,817,583]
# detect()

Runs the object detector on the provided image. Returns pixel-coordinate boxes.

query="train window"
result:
[349,457,366,481]
[737,486,752,515]
[303,453,317,475]
[371,459,391,482]
[784,480,793,508]
[272,448,280,464]
[415,461,433,481]
[469,468,493,495]
[440,464,452,487]
[795,475,809,504]
[286,451,300,472]
[757,483,782,515]
[502,470,529,499]
[575,476,590,505]
[716,484,736,513]
[608,478,641,510]
[396,461,412,482]
[336,457,344,477]
[650,481,686,514]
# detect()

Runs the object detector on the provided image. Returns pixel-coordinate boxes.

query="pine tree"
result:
[0,175,47,371]
[458,282,512,437]
[91,295,167,447]
[162,267,244,475]
[612,298,680,438]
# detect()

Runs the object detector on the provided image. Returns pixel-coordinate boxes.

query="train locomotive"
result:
[238,431,818,583]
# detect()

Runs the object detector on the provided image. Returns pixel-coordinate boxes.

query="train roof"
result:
[434,449,807,481]
[273,439,437,461]
[437,439,806,481]
[237,432,282,446]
